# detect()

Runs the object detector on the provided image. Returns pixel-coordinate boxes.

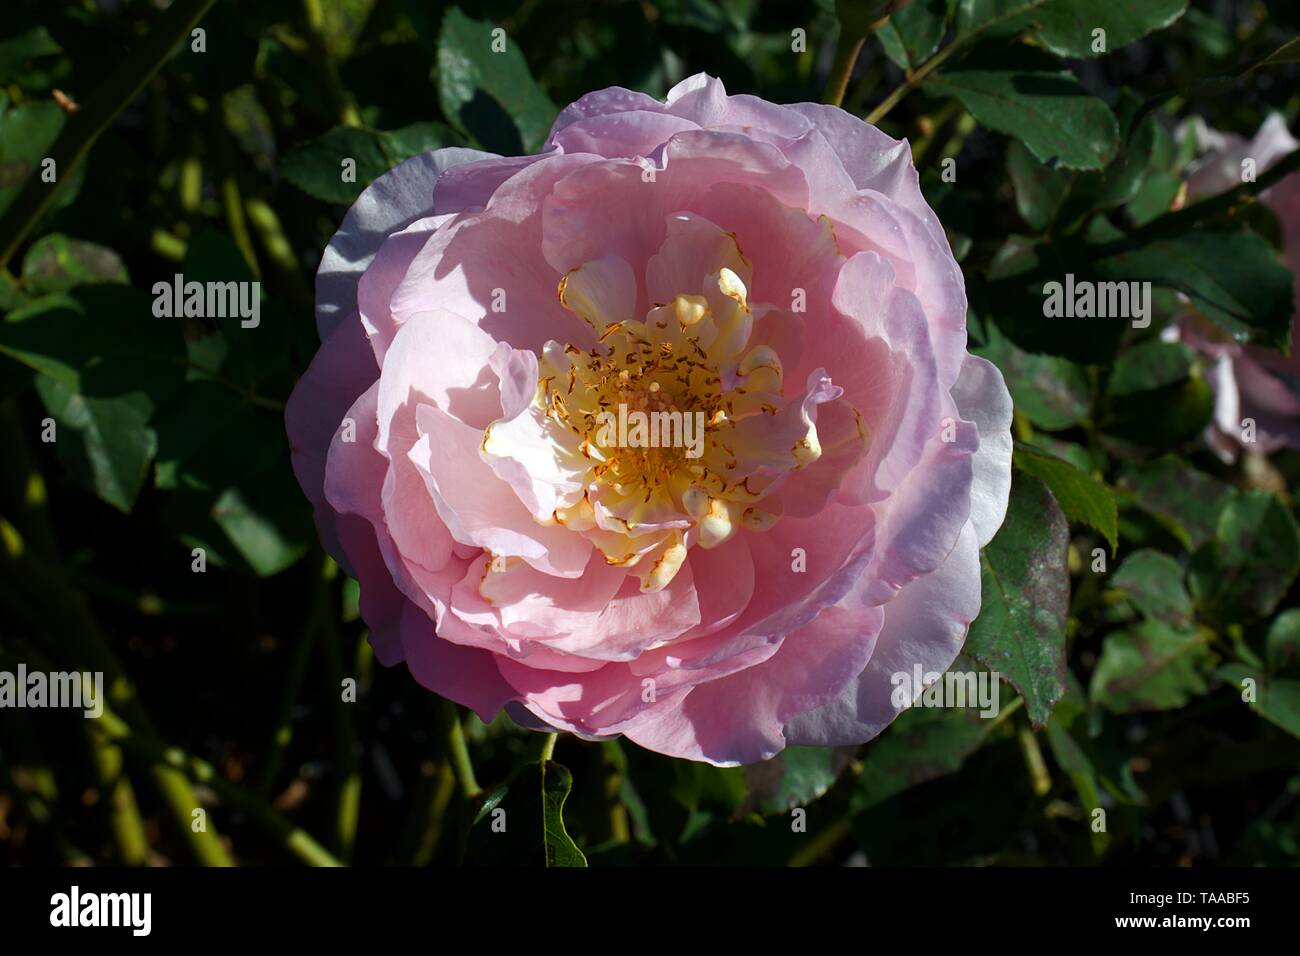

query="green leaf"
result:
[437,8,558,155]
[0,99,74,219]
[1128,170,1181,226]
[1006,139,1070,232]
[21,234,128,295]
[464,759,587,866]
[1107,340,1193,398]
[0,285,184,511]
[1044,716,1108,855]
[1091,619,1213,712]
[955,0,1050,39]
[742,746,853,815]
[541,760,587,867]
[877,0,949,70]
[1266,610,1300,674]
[0,286,185,400]
[179,229,303,393]
[1033,0,1188,59]
[279,122,459,204]
[1005,90,1161,231]
[33,375,156,512]
[851,700,1003,813]
[974,322,1091,430]
[1100,370,1213,450]
[974,236,1128,364]
[1013,442,1118,552]
[956,0,1188,58]
[1116,457,1236,550]
[1189,491,1300,623]
[211,486,308,578]
[661,0,735,32]
[0,26,62,87]
[1024,435,1094,472]
[925,52,1119,170]
[1108,549,1192,628]
[1217,665,1300,739]
[966,474,1070,726]
[153,382,311,576]
[1095,228,1295,349]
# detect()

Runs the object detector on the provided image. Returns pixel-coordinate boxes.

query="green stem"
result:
[400,758,456,866]
[1113,145,1300,247]
[178,156,202,215]
[86,725,150,865]
[254,599,323,797]
[824,32,866,107]
[1018,722,1052,797]
[302,0,362,127]
[789,816,852,867]
[0,749,91,865]
[221,174,261,279]
[151,228,187,261]
[177,358,286,410]
[0,0,217,267]
[865,39,962,126]
[245,197,313,315]
[15,638,341,867]
[316,554,360,862]
[0,409,235,869]
[0,536,234,865]
[0,403,58,560]
[539,732,559,764]
[443,701,481,799]
[104,706,343,867]
[599,741,630,844]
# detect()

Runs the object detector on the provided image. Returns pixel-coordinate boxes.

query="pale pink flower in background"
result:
[286,74,1012,765]
[1172,113,1300,462]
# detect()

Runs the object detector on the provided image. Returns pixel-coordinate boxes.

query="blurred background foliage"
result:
[1,0,1299,866]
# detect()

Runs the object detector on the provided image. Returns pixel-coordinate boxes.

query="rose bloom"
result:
[1171,114,1300,462]
[286,74,1012,765]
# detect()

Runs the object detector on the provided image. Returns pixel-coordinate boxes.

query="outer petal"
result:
[783,521,982,747]
[390,154,601,353]
[316,147,495,339]
[398,602,517,721]
[286,314,377,514]
[951,355,1013,547]
[622,603,886,765]
[546,87,670,146]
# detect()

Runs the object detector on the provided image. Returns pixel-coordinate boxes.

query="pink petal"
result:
[784,521,982,747]
[623,602,885,765]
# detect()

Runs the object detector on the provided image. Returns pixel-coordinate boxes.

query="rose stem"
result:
[443,700,483,799]
[539,732,559,764]
[824,32,867,108]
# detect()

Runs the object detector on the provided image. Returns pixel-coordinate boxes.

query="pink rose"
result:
[1172,114,1300,461]
[285,74,1012,765]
